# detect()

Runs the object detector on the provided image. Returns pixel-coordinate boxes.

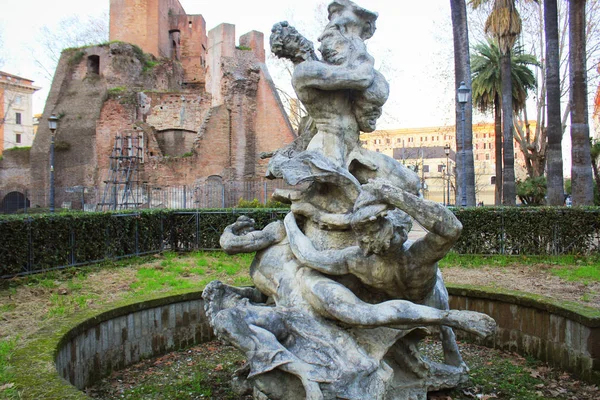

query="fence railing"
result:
[3,207,600,279]
[0,179,296,214]
[0,209,287,279]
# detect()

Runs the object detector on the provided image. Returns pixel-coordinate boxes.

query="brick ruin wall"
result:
[0,2,296,207]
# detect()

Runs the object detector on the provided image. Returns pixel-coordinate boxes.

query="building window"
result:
[376,149,380,152]
[423,165,429,173]
[15,113,22,125]
[486,154,490,160]
[15,134,21,144]
[360,140,367,146]
[14,96,22,105]
[491,176,496,185]
[438,164,444,172]
[386,139,391,145]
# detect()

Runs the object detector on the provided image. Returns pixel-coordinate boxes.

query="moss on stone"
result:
[447,283,600,325]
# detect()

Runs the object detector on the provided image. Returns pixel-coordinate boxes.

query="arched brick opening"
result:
[1,191,30,214]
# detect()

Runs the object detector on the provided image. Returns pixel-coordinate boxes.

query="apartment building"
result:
[360,124,527,205]
[0,71,40,155]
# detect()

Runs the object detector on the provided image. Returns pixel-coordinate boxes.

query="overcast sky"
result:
[0,0,458,129]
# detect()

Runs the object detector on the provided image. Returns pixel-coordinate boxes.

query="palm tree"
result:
[470,0,538,205]
[471,40,538,204]
[569,0,594,205]
[450,0,476,207]
[544,0,564,206]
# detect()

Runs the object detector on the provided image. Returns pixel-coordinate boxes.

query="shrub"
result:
[0,209,286,278]
[453,206,600,255]
[236,198,290,209]
[516,176,547,206]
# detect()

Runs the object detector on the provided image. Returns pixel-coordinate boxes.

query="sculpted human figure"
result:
[269,19,420,196]
[284,178,482,367]
[270,1,377,168]
[203,1,498,398]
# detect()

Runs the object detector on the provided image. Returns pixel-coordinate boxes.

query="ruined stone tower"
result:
[0,0,295,210]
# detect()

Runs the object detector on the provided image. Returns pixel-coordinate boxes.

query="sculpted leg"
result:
[302,270,495,337]
[421,272,465,367]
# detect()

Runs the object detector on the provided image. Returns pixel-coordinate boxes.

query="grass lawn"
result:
[1,252,599,399]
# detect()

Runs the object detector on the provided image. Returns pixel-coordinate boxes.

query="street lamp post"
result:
[444,143,450,206]
[442,165,446,206]
[48,114,58,213]
[457,81,470,208]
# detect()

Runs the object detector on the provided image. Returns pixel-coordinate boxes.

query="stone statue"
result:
[203,1,496,399]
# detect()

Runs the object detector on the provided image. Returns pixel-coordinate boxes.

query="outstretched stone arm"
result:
[284,212,358,275]
[219,216,286,255]
[291,202,352,230]
[358,178,462,263]
[293,60,375,91]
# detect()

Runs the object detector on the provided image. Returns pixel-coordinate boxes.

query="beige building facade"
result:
[360,124,527,205]
[0,71,40,155]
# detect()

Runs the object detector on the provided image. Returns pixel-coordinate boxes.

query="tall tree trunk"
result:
[450,0,476,206]
[494,95,503,205]
[501,51,516,205]
[569,0,594,205]
[545,0,565,205]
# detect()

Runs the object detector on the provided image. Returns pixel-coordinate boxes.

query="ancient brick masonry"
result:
[0,0,295,208]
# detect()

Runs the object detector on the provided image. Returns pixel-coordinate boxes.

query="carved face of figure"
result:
[318,24,352,65]
[354,99,382,133]
[354,210,410,256]
[270,22,315,63]
[356,217,394,256]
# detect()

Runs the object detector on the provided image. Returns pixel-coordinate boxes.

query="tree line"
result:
[451,0,598,206]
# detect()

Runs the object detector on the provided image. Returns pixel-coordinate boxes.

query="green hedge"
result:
[0,209,286,278]
[453,206,600,255]
[3,207,600,278]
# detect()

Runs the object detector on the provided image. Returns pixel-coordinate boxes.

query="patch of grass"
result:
[67,50,85,66]
[107,86,127,96]
[452,347,548,399]
[4,146,31,153]
[0,337,18,397]
[440,253,600,270]
[551,265,600,284]
[46,292,99,318]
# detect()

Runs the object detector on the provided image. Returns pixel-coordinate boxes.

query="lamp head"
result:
[457,81,470,104]
[48,114,58,132]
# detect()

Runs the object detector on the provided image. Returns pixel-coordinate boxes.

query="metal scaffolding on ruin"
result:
[97,132,144,211]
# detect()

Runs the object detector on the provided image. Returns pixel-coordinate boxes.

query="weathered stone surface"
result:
[204,1,497,399]
[1,0,296,208]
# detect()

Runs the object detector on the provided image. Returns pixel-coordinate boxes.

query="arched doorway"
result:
[1,191,30,214]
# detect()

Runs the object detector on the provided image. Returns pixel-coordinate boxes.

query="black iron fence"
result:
[2,206,600,279]
[0,179,296,214]
[0,209,287,279]
[453,207,600,256]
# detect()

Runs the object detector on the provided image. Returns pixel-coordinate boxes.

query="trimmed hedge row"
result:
[2,207,600,278]
[453,206,600,255]
[0,209,286,278]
